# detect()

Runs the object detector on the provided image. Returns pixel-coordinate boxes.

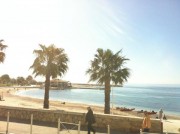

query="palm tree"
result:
[0,39,7,64]
[86,48,130,114]
[30,44,69,109]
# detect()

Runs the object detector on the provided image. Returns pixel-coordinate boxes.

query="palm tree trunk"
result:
[104,80,111,114]
[44,74,50,109]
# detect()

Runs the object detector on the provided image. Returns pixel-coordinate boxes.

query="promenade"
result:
[0,117,120,134]
[1,117,180,134]
[0,121,121,134]
[0,120,107,134]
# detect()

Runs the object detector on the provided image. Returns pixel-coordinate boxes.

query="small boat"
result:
[116,107,135,111]
[137,110,157,115]
[147,111,157,115]
[137,110,144,114]
[120,108,135,111]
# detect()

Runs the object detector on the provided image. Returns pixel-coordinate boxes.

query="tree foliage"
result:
[30,44,69,108]
[0,74,37,86]
[86,48,130,114]
[1,74,10,84]
[0,39,7,64]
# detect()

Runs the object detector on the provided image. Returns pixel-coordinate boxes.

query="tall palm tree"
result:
[30,44,69,109]
[0,40,7,63]
[86,48,130,114]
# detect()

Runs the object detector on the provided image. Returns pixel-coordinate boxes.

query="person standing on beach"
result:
[141,111,151,132]
[85,107,96,134]
[159,109,163,120]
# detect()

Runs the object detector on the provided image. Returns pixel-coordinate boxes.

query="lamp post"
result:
[111,86,114,114]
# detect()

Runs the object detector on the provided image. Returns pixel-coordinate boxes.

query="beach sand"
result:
[0,87,180,133]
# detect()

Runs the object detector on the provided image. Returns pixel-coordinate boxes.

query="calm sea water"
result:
[15,84,180,116]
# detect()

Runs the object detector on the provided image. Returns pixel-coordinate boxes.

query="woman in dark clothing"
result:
[86,107,96,134]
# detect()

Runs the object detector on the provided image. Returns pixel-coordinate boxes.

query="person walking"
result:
[159,109,163,121]
[85,107,96,134]
[141,111,151,132]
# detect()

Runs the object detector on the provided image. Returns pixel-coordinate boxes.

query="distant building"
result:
[50,79,71,89]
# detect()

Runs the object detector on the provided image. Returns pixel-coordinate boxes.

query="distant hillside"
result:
[71,83,103,89]
[71,83,121,89]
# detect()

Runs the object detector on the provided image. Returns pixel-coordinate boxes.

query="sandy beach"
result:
[0,87,180,133]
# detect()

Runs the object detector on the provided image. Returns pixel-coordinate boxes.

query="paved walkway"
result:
[1,118,179,134]
[0,120,111,134]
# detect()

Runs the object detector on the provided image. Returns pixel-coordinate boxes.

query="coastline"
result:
[0,87,180,119]
[0,87,180,133]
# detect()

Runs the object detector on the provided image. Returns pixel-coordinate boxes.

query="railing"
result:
[1,111,111,134]
[57,118,81,134]
[1,112,82,134]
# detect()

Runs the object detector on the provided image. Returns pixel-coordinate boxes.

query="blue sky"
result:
[0,0,180,84]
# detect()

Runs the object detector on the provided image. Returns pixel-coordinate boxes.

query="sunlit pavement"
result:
[1,119,179,134]
[0,120,120,134]
[163,119,180,134]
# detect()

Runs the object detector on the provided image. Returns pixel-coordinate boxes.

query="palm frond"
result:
[86,48,130,85]
[30,44,69,78]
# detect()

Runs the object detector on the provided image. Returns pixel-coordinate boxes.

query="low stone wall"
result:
[0,106,162,133]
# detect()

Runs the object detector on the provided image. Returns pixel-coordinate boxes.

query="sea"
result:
[15,84,180,116]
